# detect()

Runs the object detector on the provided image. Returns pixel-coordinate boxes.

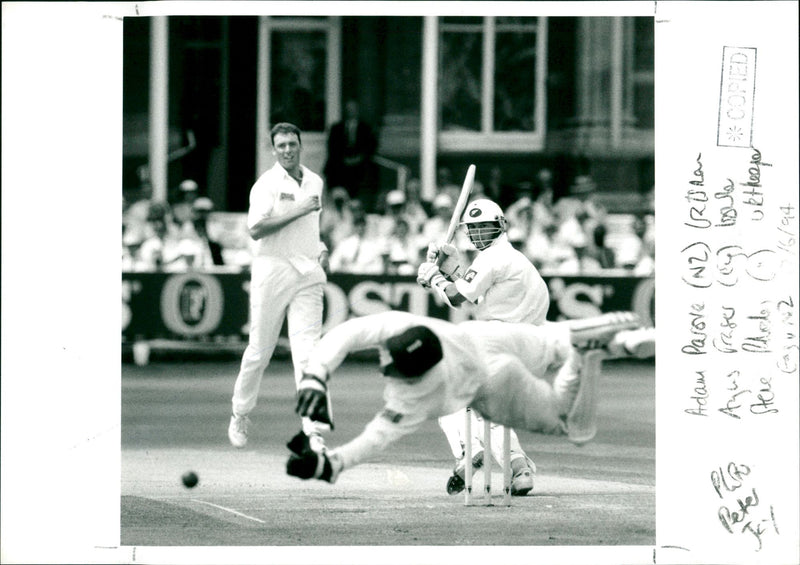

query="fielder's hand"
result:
[285,431,340,483]
[296,373,334,428]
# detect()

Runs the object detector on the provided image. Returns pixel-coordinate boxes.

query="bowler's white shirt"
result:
[454,234,549,324]
[247,162,326,274]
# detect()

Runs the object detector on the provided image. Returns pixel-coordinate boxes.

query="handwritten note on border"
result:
[656,3,799,564]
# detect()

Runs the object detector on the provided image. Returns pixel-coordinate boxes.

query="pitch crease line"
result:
[190,499,266,523]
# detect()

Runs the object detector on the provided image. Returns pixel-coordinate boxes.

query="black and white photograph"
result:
[119,10,656,548]
[1,2,797,565]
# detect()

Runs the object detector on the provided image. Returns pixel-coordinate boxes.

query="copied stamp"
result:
[717,46,757,148]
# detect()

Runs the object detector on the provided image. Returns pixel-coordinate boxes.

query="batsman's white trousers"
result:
[232,256,328,436]
[438,410,529,465]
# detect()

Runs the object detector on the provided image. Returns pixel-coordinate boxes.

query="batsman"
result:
[417,165,549,496]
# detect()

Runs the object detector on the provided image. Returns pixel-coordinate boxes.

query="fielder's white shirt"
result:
[247,162,326,275]
[304,311,486,469]
[454,234,549,324]
[304,311,572,471]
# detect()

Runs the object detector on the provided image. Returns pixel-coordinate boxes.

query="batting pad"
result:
[566,350,604,445]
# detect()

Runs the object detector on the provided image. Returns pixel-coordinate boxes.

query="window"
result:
[438,16,547,152]
[270,31,327,132]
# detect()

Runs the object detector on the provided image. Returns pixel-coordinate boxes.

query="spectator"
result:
[320,186,353,251]
[505,183,536,232]
[535,221,579,274]
[324,100,378,210]
[634,236,655,276]
[122,223,145,271]
[179,197,225,268]
[385,218,424,275]
[138,202,187,271]
[402,177,431,234]
[421,193,452,243]
[631,214,655,276]
[522,220,554,271]
[555,175,605,231]
[376,189,410,239]
[557,243,603,275]
[506,202,535,254]
[553,204,588,254]
[532,168,556,228]
[436,166,461,205]
[172,179,200,231]
[618,215,648,269]
[122,180,153,247]
[328,216,387,274]
[421,193,472,253]
[588,224,616,269]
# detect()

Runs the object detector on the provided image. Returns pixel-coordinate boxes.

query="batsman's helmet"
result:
[460,198,507,251]
[381,326,443,378]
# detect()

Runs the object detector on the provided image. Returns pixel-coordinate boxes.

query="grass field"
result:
[121,354,654,555]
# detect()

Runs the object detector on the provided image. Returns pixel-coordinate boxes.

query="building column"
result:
[149,16,169,202]
[256,16,270,177]
[420,16,438,201]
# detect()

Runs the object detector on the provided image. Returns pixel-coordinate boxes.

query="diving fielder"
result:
[285,310,650,484]
[418,198,547,496]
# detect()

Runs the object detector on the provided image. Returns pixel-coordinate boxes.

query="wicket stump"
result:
[464,407,512,506]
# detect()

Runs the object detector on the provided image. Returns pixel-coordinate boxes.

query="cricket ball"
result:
[182,471,199,488]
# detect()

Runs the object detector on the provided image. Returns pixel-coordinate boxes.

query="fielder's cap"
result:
[382,325,443,378]
[180,179,199,192]
[386,190,406,206]
[433,193,453,209]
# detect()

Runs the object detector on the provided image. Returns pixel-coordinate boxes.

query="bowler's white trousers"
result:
[232,255,329,436]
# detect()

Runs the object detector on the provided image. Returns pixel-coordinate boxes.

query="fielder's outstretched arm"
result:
[303,311,422,380]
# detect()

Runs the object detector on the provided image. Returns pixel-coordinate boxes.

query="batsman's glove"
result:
[286,431,342,483]
[296,373,334,429]
[426,242,462,281]
[417,261,446,289]
[435,243,462,281]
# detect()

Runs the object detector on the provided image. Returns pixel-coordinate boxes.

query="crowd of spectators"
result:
[122,179,230,272]
[122,167,655,277]
[319,167,655,277]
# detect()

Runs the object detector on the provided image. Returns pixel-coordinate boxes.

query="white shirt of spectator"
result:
[329,231,386,274]
[454,233,549,324]
[247,162,326,275]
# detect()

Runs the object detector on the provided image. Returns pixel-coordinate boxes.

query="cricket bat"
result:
[434,164,475,281]
[417,164,476,287]
[444,164,476,245]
